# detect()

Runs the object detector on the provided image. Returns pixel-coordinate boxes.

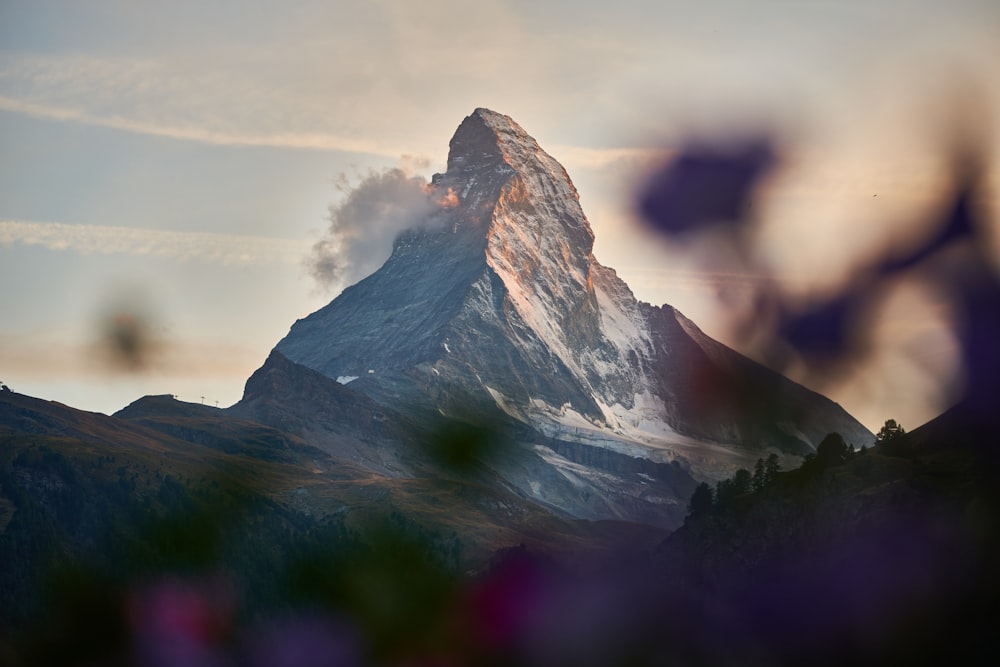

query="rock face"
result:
[249,108,871,527]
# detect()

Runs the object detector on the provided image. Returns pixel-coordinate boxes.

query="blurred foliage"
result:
[0,441,476,666]
[6,400,996,665]
[421,417,506,474]
[638,127,999,407]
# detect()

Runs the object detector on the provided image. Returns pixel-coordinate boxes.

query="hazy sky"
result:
[2,0,998,431]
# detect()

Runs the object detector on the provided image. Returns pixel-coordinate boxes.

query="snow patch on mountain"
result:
[484,385,524,420]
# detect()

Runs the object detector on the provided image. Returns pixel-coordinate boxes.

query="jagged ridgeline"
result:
[249,108,870,524]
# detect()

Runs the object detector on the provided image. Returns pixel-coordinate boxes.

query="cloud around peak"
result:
[306,167,456,293]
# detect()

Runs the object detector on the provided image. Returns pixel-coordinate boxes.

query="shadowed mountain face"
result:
[261,109,870,519]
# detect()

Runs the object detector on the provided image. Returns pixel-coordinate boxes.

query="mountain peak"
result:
[446,108,534,174]
[470,106,519,130]
[442,108,594,254]
[468,108,541,152]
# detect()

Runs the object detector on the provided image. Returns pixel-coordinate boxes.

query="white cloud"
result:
[0,51,423,156]
[550,145,668,171]
[0,95,402,155]
[0,220,309,265]
[306,168,453,291]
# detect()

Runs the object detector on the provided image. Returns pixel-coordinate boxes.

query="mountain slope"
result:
[267,108,870,493]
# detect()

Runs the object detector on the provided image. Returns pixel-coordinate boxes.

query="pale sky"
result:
[2,0,999,431]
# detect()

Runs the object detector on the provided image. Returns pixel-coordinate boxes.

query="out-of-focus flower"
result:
[127,577,235,667]
[775,286,870,373]
[94,285,165,373]
[461,546,552,653]
[241,614,363,667]
[638,139,774,235]
[950,264,1000,426]
[874,169,1000,426]
[878,186,977,277]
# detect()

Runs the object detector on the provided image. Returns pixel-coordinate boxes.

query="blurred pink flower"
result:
[127,577,235,667]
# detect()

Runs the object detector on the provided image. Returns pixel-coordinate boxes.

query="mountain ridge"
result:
[270,108,870,487]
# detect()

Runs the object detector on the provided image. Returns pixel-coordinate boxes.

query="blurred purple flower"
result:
[241,614,363,667]
[874,172,1000,424]
[776,288,867,371]
[463,547,552,651]
[639,139,774,235]
[952,267,1000,424]
[519,571,649,667]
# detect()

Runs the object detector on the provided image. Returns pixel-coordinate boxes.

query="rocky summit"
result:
[244,108,870,528]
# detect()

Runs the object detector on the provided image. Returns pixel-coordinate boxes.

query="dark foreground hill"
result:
[643,404,999,665]
[0,388,661,639]
[2,383,995,665]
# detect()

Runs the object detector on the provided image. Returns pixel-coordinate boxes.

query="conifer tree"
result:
[688,482,714,517]
[752,458,766,492]
[732,468,752,495]
[764,453,781,483]
[875,419,905,444]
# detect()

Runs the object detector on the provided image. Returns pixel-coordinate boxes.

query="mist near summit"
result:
[306,166,457,293]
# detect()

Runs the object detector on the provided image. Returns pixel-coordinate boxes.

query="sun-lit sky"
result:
[2,0,999,431]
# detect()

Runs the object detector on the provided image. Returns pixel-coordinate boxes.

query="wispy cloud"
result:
[0,220,309,265]
[0,22,659,163]
[0,95,402,156]
[0,52,416,156]
[307,168,455,292]
[550,145,668,171]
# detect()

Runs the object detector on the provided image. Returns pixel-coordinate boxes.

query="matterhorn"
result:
[235,108,870,528]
